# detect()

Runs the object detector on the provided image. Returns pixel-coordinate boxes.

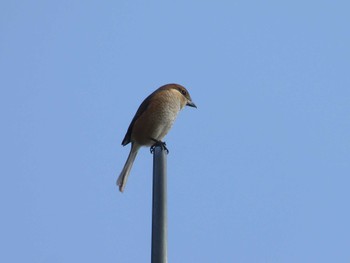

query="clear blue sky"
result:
[1,1,349,262]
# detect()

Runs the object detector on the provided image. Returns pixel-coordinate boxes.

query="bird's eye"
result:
[181,89,187,95]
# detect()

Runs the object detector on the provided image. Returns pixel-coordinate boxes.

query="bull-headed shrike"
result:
[117,83,196,192]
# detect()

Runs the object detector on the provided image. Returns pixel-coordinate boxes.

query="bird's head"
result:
[161,83,197,109]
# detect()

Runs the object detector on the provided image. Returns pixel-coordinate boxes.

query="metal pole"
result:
[151,145,168,263]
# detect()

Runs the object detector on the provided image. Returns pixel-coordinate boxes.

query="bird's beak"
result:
[186,100,197,108]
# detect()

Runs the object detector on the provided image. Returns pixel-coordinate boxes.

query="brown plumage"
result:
[117,83,196,192]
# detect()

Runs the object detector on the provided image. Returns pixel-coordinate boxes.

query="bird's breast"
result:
[131,91,183,146]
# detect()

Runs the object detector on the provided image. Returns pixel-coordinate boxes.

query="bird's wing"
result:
[121,90,157,146]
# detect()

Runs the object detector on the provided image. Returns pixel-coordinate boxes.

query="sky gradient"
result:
[1,1,350,262]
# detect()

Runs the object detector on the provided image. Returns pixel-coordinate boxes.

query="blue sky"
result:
[1,1,350,262]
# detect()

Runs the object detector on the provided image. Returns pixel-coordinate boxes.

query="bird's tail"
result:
[117,143,140,192]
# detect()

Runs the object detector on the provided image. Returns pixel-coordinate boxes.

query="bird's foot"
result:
[150,139,169,154]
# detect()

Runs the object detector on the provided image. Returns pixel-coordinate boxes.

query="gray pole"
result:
[151,145,168,263]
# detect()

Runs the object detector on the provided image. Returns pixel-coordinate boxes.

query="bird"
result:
[117,83,196,192]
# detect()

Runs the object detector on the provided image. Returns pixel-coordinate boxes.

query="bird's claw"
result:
[150,139,169,154]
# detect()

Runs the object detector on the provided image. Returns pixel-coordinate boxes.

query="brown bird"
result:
[117,83,196,192]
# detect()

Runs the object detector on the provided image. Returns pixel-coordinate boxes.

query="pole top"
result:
[150,141,169,155]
